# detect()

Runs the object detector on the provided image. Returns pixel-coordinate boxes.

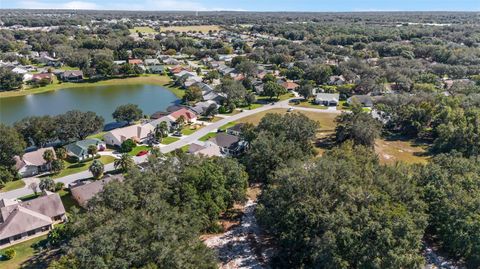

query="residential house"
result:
[184,75,203,88]
[70,174,124,208]
[169,108,197,123]
[61,70,83,82]
[15,147,56,177]
[31,73,53,83]
[113,60,126,65]
[65,138,106,161]
[347,95,373,107]
[150,111,170,120]
[328,75,347,86]
[188,141,222,157]
[163,57,179,65]
[128,59,143,65]
[174,70,196,79]
[103,123,155,146]
[0,192,66,247]
[11,67,28,74]
[282,81,299,91]
[226,123,245,137]
[148,65,165,74]
[209,133,244,156]
[189,100,218,115]
[314,93,340,106]
[144,59,160,66]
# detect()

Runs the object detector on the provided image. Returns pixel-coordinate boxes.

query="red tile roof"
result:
[282,81,299,90]
[128,59,143,65]
[169,108,197,121]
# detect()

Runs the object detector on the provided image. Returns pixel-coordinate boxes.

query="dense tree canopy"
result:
[257,143,428,268]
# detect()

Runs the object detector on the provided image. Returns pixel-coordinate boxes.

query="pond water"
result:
[0,84,180,125]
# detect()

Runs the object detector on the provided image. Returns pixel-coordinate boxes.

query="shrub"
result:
[4,249,16,260]
[55,182,64,192]
[120,139,136,153]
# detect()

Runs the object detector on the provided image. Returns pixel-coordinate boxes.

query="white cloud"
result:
[17,0,100,9]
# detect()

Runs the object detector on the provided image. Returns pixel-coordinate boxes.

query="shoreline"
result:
[0,74,184,99]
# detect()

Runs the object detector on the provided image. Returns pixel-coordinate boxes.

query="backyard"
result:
[0,235,47,269]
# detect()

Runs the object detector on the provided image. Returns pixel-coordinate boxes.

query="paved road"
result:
[0,100,342,200]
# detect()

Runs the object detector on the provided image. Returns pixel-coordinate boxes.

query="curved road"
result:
[0,100,342,200]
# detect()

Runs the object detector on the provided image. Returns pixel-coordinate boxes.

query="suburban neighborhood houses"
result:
[0,8,478,269]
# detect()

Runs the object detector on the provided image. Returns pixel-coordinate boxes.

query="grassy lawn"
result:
[256,93,295,103]
[242,103,263,110]
[128,145,151,156]
[160,25,222,32]
[199,132,218,142]
[180,145,190,152]
[238,108,338,132]
[51,155,116,179]
[181,125,203,135]
[198,116,222,122]
[0,235,47,269]
[219,121,237,131]
[221,109,241,116]
[1,180,25,192]
[129,26,157,33]
[86,131,107,141]
[291,100,328,109]
[161,136,180,145]
[57,189,81,213]
[0,75,179,99]
[375,139,429,165]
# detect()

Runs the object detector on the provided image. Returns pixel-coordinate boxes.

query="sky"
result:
[2,0,480,12]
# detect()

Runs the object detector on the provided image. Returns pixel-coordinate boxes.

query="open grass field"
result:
[375,139,429,165]
[160,25,222,32]
[237,108,338,132]
[291,100,328,110]
[1,180,25,192]
[52,155,116,179]
[0,74,179,98]
[0,235,47,269]
[129,26,157,33]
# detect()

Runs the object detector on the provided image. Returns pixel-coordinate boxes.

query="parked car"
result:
[173,131,182,137]
[136,150,149,156]
[287,107,294,112]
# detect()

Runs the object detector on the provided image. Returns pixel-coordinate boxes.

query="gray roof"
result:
[209,133,239,149]
[0,193,66,240]
[227,123,245,133]
[315,93,340,102]
[65,138,103,158]
[70,175,124,208]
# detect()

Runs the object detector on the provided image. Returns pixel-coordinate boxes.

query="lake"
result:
[0,84,180,125]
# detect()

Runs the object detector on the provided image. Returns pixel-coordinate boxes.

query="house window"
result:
[13,234,22,241]
[27,230,36,236]
[0,238,10,245]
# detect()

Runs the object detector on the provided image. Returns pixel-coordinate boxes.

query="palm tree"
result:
[55,147,67,160]
[42,149,55,171]
[155,121,169,141]
[87,145,98,158]
[114,153,135,172]
[89,160,104,179]
[39,177,55,192]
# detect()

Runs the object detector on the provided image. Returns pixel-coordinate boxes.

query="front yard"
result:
[51,155,116,179]
[161,136,180,145]
[199,132,218,142]
[1,180,25,192]
[128,145,151,156]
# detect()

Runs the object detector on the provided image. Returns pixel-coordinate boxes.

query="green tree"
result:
[112,104,143,124]
[55,147,67,161]
[51,159,64,174]
[155,121,169,141]
[14,116,57,147]
[257,143,427,268]
[298,83,314,100]
[56,111,104,141]
[0,67,23,91]
[39,177,55,192]
[114,153,135,172]
[43,149,55,171]
[182,85,203,103]
[87,145,98,157]
[120,139,136,153]
[335,106,382,147]
[418,154,480,267]
[203,104,218,119]
[0,124,26,185]
[216,79,247,106]
[89,160,104,179]
[263,81,287,100]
